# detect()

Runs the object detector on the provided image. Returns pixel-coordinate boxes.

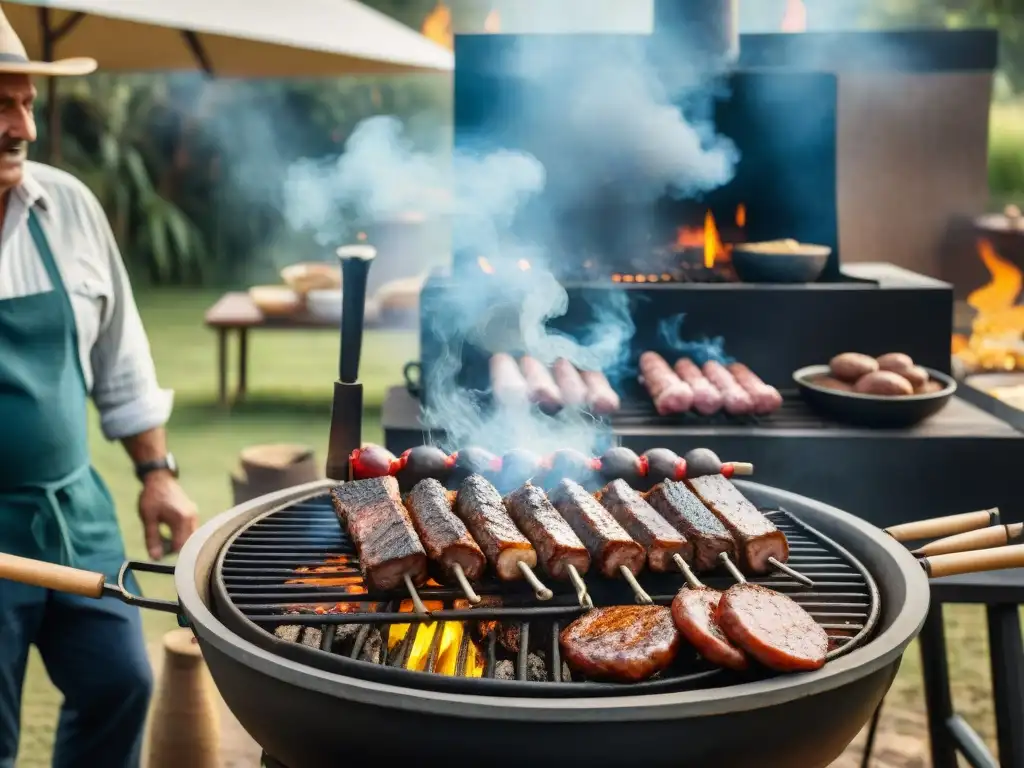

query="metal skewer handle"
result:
[516,561,554,601]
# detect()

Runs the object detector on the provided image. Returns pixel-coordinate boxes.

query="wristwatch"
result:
[135,453,179,481]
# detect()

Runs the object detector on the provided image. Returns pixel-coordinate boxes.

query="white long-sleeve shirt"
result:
[0,161,173,440]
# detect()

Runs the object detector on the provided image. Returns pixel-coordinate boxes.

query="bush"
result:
[989,101,1024,207]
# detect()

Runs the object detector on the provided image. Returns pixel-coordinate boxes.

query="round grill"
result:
[211,488,880,697]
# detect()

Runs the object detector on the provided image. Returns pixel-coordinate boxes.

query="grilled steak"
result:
[330,477,427,591]
[670,587,747,671]
[406,478,487,582]
[454,474,536,580]
[504,483,590,580]
[646,481,735,571]
[550,479,645,578]
[560,605,680,682]
[715,583,828,672]
[598,479,691,572]
[684,474,788,573]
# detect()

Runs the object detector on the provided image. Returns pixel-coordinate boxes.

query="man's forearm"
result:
[121,427,168,477]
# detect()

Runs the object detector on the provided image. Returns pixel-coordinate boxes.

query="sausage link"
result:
[580,370,621,415]
[490,353,529,407]
[727,363,783,415]
[552,358,589,408]
[673,358,723,415]
[702,361,754,416]
[520,356,564,414]
[639,352,693,415]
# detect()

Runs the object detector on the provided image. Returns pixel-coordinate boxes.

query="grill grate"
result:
[214,489,880,696]
[611,393,832,429]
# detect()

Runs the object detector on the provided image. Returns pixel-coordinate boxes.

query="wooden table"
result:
[204,292,340,406]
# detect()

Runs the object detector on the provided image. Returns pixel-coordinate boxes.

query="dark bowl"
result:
[732,243,830,284]
[794,365,957,428]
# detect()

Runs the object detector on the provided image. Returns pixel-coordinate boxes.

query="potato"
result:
[915,379,945,395]
[829,353,879,383]
[876,353,914,374]
[900,366,929,389]
[812,375,853,392]
[854,371,914,397]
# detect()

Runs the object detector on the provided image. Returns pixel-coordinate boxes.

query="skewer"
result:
[672,553,703,589]
[516,561,554,602]
[719,551,746,584]
[619,565,654,604]
[566,564,594,609]
[451,563,481,605]
[403,573,430,615]
[768,556,815,587]
[721,461,754,478]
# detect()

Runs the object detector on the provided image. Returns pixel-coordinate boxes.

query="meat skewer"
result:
[552,358,589,408]
[596,478,690,572]
[550,479,652,604]
[579,370,621,414]
[670,555,748,671]
[714,552,828,672]
[673,358,723,415]
[504,482,593,608]
[646,480,736,572]
[454,474,553,601]
[559,604,681,682]
[519,356,564,414]
[639,351,694,415]
[405,478,485,604]
[330,476,430,613]
[702,360,755,416]
[685,474,814,586]
[727,362,783,415]
[490,352,530,407]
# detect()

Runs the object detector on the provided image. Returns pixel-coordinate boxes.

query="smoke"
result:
[657,314,734,366]
[279,28,740,456]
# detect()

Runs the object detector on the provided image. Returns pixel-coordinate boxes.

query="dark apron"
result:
[0,208,150,768]
[0,209,126,575]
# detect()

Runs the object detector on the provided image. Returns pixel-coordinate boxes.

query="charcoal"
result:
[526,653,547,682]
[274,625,301,643]
[300,627,323,649]
[359,628,383,664]
[493,660,515,680]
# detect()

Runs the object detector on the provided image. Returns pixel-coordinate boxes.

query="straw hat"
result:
[0,5,96,76]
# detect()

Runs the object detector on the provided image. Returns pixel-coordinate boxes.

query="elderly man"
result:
[0,9,198,767]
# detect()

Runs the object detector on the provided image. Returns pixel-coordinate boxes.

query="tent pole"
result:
[37,8,59,164]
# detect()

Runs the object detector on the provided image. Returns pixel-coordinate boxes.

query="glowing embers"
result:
[952,239,1024,373]
[388,600,487,677]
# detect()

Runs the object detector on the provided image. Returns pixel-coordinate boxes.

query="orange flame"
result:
[953,239,1024,372]
[483,9,501,33]
[674,208,738,268]
[703,210,722,268]
[387,600,485,677]
[422,2,454,50]
[781,0,807,33]
[478,256,495,274]
[736,203,746,229]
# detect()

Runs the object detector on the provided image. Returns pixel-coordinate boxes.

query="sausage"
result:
[579,370,621,415]
[552,358,589,408]
[646,481,733,571]
[490,353,530,407]
[727,363,783,415]
[519,356,564,414]
[702,361,754,415]
[405,478,486,581]
[639,351,694,415]
[673,358,723,415]
[715,583,828,672]
[671,586,748,671]
[598,478,690,572]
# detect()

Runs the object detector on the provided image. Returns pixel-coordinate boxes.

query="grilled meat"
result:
[330,477,427,591]
[549,479,645,578]
[406,478,487,582]
[684,474,788,573]
[559,605,680,682]
[715,583,828,672]
[598,479,691,572]
[670,587,748,671]
[454,474,537,580]
[504,483,591,580]
[646,481,735,571]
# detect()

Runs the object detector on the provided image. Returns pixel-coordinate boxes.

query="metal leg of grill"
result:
[859,697,884,768]
[988,603,1024,768]
[920,604,959,768]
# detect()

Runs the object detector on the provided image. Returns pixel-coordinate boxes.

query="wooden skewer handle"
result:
[913,523,1024,558]
[0,553,105,598]
[921,544,1024,579]
[884,508,999,543]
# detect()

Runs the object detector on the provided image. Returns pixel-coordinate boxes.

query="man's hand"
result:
[139,471,198,560]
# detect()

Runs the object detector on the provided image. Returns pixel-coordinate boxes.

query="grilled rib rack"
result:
[212,491,881,697]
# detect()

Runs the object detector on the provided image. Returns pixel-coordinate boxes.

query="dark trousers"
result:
[0,579,153,768]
